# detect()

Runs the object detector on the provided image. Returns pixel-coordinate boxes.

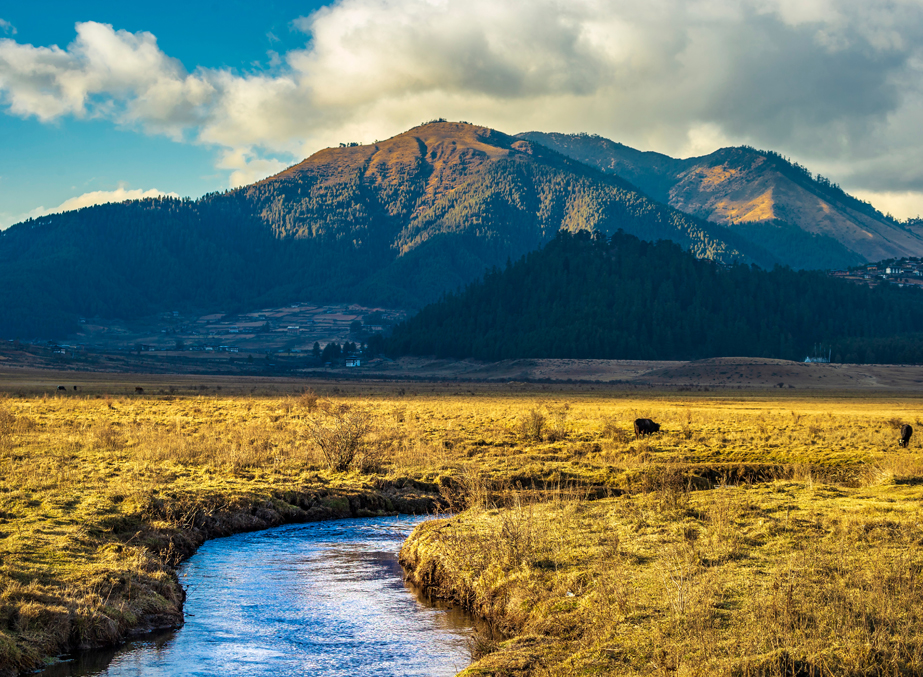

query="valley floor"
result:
[0,372,921,675]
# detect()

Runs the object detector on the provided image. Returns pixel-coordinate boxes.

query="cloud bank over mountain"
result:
[0,0,921,215]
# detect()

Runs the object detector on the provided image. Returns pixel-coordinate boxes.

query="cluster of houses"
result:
[829,258,923,289]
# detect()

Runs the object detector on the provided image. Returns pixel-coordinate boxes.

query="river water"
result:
[40,515,475,677]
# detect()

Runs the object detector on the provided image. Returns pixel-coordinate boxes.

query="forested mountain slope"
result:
[0,122,766,338]
[389,230,923,363]
[520,132,923,269]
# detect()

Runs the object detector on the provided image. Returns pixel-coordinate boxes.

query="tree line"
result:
[388,230,923,363]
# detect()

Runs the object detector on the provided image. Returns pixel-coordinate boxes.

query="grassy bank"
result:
[399,397,923,675]
[402,479,923,675]
[0,386,920,674]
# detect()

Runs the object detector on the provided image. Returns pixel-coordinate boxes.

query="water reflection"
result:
[39,516,475,677]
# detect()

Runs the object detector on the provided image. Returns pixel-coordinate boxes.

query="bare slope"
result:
[251,121,756,265]
[520,132,923,267]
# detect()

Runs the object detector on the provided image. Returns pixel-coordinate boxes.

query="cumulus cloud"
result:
[0,186,178,229]
[0,19,14,36]
[0,1,922,212]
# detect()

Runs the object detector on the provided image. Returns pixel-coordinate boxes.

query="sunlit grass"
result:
[1,389,921,674]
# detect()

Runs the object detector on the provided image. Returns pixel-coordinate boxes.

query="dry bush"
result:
[306,403,375,472]
[224,427,278,469]
[544,404,569,442]
[0,405,14,452]
[467,630,500,660]
[497,494,538,567]
[460,465,491,512]
[0,405,15,435]
[518,409,546,442]
[299,389,319,412]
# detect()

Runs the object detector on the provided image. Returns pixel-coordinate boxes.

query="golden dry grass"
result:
[0,388,921,674]
[405,479,923,675]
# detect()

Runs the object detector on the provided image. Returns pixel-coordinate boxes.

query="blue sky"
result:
[0,1,328,225]
[1,0,922,227]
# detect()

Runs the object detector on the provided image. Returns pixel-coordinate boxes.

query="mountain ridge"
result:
[518,131,923,266]
[0,121,765,337]
[1,120,919,339]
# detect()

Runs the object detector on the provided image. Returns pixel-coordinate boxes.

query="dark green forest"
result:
[388,231,923,363]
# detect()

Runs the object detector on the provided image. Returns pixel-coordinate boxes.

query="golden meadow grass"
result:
[1,387,922,674]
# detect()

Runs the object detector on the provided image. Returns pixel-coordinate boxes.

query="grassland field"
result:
[0,372,922,675]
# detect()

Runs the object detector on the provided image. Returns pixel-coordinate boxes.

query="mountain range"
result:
[520,131,923,268]
[1,120,921,339]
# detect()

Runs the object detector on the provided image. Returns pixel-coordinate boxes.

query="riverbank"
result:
[0,393,449,676]
[402,479,923,675]
[2,386,922,675]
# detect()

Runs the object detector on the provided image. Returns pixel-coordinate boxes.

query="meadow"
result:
[0,381,921,675]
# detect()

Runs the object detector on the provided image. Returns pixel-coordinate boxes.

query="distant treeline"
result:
[388,231,923,363]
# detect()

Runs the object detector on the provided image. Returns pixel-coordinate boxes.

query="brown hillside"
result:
[269,122,528,212]
[669,148,923,262]
[247,121,752,268]
[519,132,923,265]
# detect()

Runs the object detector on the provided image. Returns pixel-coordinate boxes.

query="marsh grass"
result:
[2,389,923,674]
[406,478,923,676]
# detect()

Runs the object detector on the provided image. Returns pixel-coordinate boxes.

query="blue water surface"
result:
[40,515,474,677]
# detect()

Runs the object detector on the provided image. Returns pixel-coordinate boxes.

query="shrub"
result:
[93,423,122,450]
[545,404,569,442]
[300,389,319,412]
[518,409,545,442]
[307,403,374,472]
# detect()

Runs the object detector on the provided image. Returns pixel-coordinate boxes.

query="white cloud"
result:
[216,148,292,188]
[0,186,179,229]
[0,19,14,36]
[0,2,922,214]
[851,190,923,220]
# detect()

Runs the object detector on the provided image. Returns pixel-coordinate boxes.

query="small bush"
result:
[307,403,374,472]
[93,423,122,450]
[545,403,569,442]
[0,406,15,436]
[518,409,545,442]
[300,389,319,412]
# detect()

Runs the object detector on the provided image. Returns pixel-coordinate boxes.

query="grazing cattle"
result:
[56,385,66,392]
[134,386,144,394]
[900,424,913,448]
[73,386,78,391]
[634,418,661,438]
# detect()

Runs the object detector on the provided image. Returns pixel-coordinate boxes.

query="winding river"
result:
[40,516,475,677]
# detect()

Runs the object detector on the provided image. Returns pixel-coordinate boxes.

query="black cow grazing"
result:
[634,418,661,438]
[900,424,913,448]
[56,385,66,392]
[134,386,144,394]
[73,386,78,391]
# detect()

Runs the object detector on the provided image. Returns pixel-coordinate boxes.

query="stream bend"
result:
[40,515,476,677]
